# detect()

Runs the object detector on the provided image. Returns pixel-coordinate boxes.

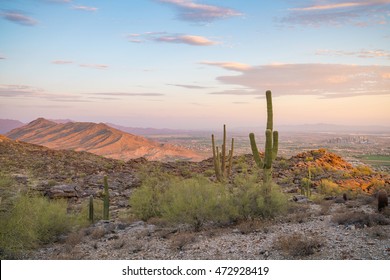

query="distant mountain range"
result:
[5,118,203,162]
[1,118,389,136]
[0,119,25,134]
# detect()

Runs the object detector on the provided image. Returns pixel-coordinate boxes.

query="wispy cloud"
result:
[52,60,74,64]
[0,84,87,102]
[128,32,218,46]
[88,92,165,97]
[1,11,38,26]
[155,35,217,46]
[0,56,6,60]
[201,61,253,71]
[79,64,109,70]
[167,84,211,89]
[281,0,390,26]
[72,5,98,12]
[202,62,390,98]
[156,0,242,22]
[316,48,390,59]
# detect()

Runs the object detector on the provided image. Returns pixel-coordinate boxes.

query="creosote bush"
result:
[161,176,237,230]
[130,171,288,230]
[0,194,78,258]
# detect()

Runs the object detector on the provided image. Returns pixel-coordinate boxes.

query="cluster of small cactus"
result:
[211,124,234,182]
[249,90,279,199]
[87,176,110,223]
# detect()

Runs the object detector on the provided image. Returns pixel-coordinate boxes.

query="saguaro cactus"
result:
[212,124,234,182]
[249,90,279,199]
[103,175,110,220]
[88,195,94,223]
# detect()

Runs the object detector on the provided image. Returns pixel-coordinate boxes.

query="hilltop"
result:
[6,118,203,162]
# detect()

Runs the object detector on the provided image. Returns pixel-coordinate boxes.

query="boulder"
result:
[46,184,79,199]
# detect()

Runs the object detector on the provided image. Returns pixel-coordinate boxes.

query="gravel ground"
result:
[29,202,390,260]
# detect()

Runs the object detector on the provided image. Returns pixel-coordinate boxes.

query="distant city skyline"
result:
[1,0,389,129]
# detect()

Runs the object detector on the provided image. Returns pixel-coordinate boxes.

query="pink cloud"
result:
[1,11,38,26]
[316,49,390,59]
[281,0,390,26]
[157,0,242,22]
[201,61,253,71]
[203,63,390,98]
[52,60,74,64]
[129,32,218,46]
[79,64,109,70]
[155,35,217,46]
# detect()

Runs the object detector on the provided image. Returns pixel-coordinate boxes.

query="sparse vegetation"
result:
[275,232,323,257]
[0,194,80,258]
[319,179,342,196]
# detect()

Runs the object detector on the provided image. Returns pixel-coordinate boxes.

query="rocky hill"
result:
[6,118,203,162]
[1,135,389,260]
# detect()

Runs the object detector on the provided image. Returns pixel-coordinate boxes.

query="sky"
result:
[0,0,389,129]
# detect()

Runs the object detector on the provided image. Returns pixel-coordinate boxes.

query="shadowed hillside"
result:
[6,118,203,162]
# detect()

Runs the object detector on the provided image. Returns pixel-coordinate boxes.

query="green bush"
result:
[130,170,288,229]
[130,170,176,221]
[232,173,288,219]
[0,195,75,258]
[160,176,237,230]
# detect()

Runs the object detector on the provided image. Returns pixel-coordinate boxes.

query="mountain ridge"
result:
[6,118,203,162]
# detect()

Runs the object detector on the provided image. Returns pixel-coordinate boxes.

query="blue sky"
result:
[0,0,389,129]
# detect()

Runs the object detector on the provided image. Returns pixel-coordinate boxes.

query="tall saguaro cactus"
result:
[212,124,234,182]
[103,175,110,220]
[249,90,279,199]
[88,195,94,223]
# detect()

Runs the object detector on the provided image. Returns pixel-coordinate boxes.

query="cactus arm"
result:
[249,133,263,168]
[221,124,226,176]
[88,195,94,223]
[227,138,234,177]
[266,90,273,131]
[264,129,273,169]
[272,130,279,160]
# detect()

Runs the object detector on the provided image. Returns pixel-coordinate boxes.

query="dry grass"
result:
[91,227,107,239]
[170,232,196,251]
[332,211,390,228]
[65,230,85,247]
[236,219,264,234]
[274,232,323,257]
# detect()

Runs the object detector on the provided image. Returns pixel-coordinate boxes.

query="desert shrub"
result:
[130,171,176,221]
[0,174,19,212]
[275,232,323,257]
[332,211,390,228]
[161,176,237,230]
[0,194,76,258]
[352,165,373,176]
[319,179,342,196]
[232,173,288,219]
[256,183,288,218]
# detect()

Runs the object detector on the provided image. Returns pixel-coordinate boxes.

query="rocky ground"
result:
[29,200,390,260]
[1,136,389,260]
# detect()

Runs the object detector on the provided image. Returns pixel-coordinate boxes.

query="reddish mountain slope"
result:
[6,118,203,162]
